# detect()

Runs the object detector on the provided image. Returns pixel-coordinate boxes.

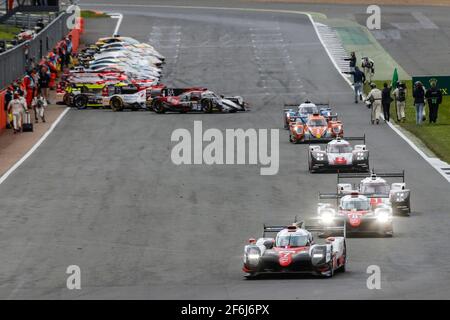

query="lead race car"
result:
[317,192,394,237]
[337,171,411,215]
[151,87,247,113]
[242,220,346,278]
[308,136,369,173]
[283,100,337,129]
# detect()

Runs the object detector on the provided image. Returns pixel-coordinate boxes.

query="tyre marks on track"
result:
[248,21,304,96]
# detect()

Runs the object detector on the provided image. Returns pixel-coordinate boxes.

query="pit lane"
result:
[0,2,449,299]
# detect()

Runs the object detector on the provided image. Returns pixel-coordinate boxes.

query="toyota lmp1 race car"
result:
[151,87,247,113]
[283,100,337,129]
[308,136,369,173]
[337,171,411,215]
[242,220,347,278]
[289,113,343,144]
[317,192,393,237]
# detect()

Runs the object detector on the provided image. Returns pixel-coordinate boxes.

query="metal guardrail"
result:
[0,11,69,89]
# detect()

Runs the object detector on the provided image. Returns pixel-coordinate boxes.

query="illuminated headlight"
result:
[395,192,406,202]
[316,153,325,161]
[375,208,392,223]
[356,152,365,161]
[237,97,243,105]
[246,252,260,266]
[313,253,324,258]
[320,209,335,224]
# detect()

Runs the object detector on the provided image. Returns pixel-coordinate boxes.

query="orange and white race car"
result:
[289,113,343,144]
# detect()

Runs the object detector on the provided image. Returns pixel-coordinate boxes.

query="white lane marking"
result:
[84,3,449,183]
[0,107,71,186]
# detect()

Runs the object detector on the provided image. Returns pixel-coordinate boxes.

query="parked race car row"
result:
[241,100,412,279]
[56,36,248,113]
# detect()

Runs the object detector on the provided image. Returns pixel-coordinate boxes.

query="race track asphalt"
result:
[0,3,449,299]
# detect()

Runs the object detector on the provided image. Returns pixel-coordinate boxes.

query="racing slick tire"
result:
[110,97,124,112]
[73,94,88,110]
[337,244,347,273]
[62,93,71,106]
[152,100,166,114]
[201,99,214,113]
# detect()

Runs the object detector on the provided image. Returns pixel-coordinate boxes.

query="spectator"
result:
[38,65,51,104]
[361,57,375,84]
[425,78,443,124]
[365,82,382,125]
[23,69,37,110]
[344,66,366,104]
[413,81,426,125]
[344,52,357,72]
[32,93,47,123]
[381,82,393,122]
[393,82,407,122]
[4,85,14,129]
[7,92,27,134]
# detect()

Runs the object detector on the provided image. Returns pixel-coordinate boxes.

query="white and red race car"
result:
[308,136,369,173]
[242,220,347,278]
[337,171,411,215]
[317,192,394,237]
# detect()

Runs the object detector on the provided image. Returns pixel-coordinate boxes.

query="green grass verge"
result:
[364,80,450,163]
[0,25,21,40]
[81,10,109,18]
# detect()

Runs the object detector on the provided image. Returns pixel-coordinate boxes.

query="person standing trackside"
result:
[344,66,366,104]
[361,57,375,84]
[344,52,357,72]
[425,78,442,124]
[393,82,407,122]
[413,81,426,125]
[7,93,27,133]
[365,83,382,125]
[381,82,393,122]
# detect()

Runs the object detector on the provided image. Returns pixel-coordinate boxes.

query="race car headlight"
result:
[247,253,260,261]
[375,208,392,223]
[315,152,325,161]
[332,126,341,133]
[295,127,303,134]
[356,152,366,161]
[313,253,324,258]
[319,208,335,224]
[394,191,408,202]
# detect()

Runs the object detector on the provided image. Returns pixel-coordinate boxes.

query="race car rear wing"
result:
[337,170,405,183]
[284,102,330,108]
[304,221,347,238]
[318,192,390,199]
[263,220,346,238]
[307,135,365,145]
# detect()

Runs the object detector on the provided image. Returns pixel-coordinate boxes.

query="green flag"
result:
[391,68,398,90]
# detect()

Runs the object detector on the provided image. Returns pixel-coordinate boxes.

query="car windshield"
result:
[361,183,390,194]
[341,198,371,211]
[299,106,318,114]
[308,118,327,127]
[276,235,309,247]
[327,143,352,153]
